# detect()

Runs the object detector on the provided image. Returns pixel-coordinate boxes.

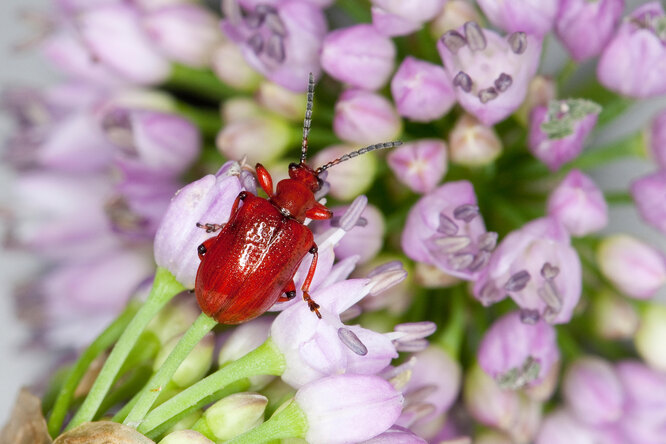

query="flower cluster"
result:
[3,0,666,443]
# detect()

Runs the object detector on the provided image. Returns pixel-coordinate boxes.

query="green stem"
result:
[138,338,285,436]
[437,286,466,361]
[557,59,578,89]
[47,301,140,437]
[67,268,185,431]
[605,191,634,205]
[95,365,153,420]
[225,400,308,444]
[335,0,371,23]
[165,64,240,102]
[595,97,634,129]
[567,131,644,171]
[123,313,218,426]
[173,100,222,140]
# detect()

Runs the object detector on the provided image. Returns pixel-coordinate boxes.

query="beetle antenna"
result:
[300,72,315,164]
[315,141,403,174]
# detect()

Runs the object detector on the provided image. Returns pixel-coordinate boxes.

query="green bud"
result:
[160,430,214,444]
[163,410,202,435]
[635,303,666,371]
[217,114,292,165]
[592,289,639,340]
[146,296,200,346]
[203,392,268,441]
[153,333,214,388]
[256,82,307,121]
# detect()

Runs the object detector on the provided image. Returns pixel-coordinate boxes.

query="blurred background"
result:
[1,0,665,422]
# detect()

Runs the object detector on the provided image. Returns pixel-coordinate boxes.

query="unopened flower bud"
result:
[218,317,274,389]
[591,289,639,340]
[387,139,448,193]
[563,356,624,426]
[516,75,557,125]
[529,99,600,171]
[160,430,214,444]
[555,0,624,62]
[154,332,214,388]
[321,24,396,90]
[464,363,520,430]
[312,145,378,200]
[597,2,666,98]
[146,295,201,345]
[212,41,262,92]
[371,0,445,37]
[391,57,455,122]
[597,234,666,299]
[221,98,263,124]
[256,82,306,121]
[203,393,268,441]
[547,169,608,236]
[430,1,482,39]
[535,410,598,444]
[635,303,666,372]
[631,171,666,235]
[648,110,666,168]
[53,421,153,444]
[334,89,402,145]
[216,114,291,165]
[477,0,559,37]
[449,114,502,167]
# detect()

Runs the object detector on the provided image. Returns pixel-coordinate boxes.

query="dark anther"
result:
[441,30,467,54]
[248,33,263,54]
[464,21,487,51]
[508,32,527,54]
[478,87,498,103]
[494,73,513,92]
[453,71,473,93]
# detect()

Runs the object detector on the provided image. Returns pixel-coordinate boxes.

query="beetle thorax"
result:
[270,179,318,223]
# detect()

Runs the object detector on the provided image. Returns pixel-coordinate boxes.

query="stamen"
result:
[449,252,474,270]
[468,250,490,272]
[330,215,367,228]
[540,262,560,280]
[367,260,404,277]
[478,282,503,306]
[520,309,540,324]
[477,232,498,252]
[404,384,438,404]
[380,356,416,381]
[441,30,467,54]
[538,280,562,312]
[338,195,367,231]
[245,12,264,28]
[494,73,513,92]
[247,33,263,54]
[453,71,473,93]
[438,213,459,235]
[464,21,487,51]
[453,204,479,222]
[478,87,498,103]
[504,270,531,292]
[401,403,436,425]
[508,32,527,54]
[368,264,408,296]
[264,12,286,36]
[338,327,368,356]
[394,321,437,341]
[394,338,429,353]
[434,235,471,253]
[265,34,285,62]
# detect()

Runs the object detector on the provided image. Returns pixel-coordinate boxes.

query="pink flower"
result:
[437,23,542,126]
[478,311,560,389]
[321,24,396,90]
[547,169,608,236]
[631,171,666,235]
[477,0,559,37]
[402,181,496,281]
[474,217,582,324]
[387,139,448,194]
[390,57,456,122]
[597,2,666,98]
[371,0,446,37]
[333,89,402,145]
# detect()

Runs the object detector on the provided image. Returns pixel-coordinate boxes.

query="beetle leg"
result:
[301,244,322,319]
[195,191,248,232]
[277,279,297,302]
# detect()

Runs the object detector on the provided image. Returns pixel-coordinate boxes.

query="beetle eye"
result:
[198,244,207,256]
[288,162,299,170]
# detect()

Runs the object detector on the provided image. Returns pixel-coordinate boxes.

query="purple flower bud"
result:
[397,347,461,440]
[402,181,495,281]
[563,357,624,426]
[478,311,560,389]
[222,0,327,92]
[143,4,222,67]
[311,145,378,200]
[464,363,521,430]
[315,204,385,264]
[535,410,600,444]
[474,217,582,324]
[78,3,171,84]
[437,24,542,126]
[631,171,666,235]
[333,89,402,145]
[597,2,666,98]
[371,0,446,37]
[616,360,666,444]
[635,303,666,372]
[648,110,666,168]
[597,234,666,299]
[477,0,559,37]
[216,114,291,165]
[321,24,396,90]
[555,0,624,62]
[448,114,502,167]
[390,57,455,122]
[154,165,245,288]
[103,108,201,176]
[528,100,600,172]
[387,139,448,194]
[547,169,608,236]
[295,374,403,444]
[212,41,262,92]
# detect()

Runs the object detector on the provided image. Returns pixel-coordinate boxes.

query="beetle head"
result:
[288,162,321,193]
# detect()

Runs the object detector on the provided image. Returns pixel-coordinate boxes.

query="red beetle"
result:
[194,74,401,324]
